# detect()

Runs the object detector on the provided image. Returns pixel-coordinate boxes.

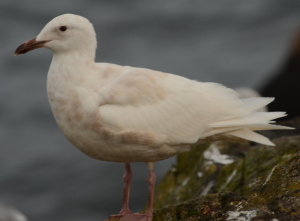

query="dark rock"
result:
[260,28,300,121]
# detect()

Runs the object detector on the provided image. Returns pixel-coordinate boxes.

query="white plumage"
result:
[15,14,292,221]
[99,70,288,147]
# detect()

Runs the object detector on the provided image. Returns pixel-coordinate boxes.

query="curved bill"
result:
[14,38,50,56]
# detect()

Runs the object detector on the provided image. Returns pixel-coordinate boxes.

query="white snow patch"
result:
[197,171,203,178]
[204,143,234,164]
[263,165,277,186]
[200,181,214,196]
[272,219,278,221]
[227,210,257,220]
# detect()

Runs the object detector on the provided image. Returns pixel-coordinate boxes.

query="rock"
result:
[245,151,300,220]
[151,118,300,220]
[110,118,300,220]
[260,26,300,121]
[154,117,300,209]
[112,149,300,221]
[152,192,274,221]
[153,140,249,208]
[154,135,300,208]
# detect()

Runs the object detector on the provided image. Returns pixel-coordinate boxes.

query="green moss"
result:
[215,159,243,195]
[242,136,300,194]
[154,143,211,208]
[243,145,278,187]
[245,151,300,219]
[176,143,210,183]
[152,136,300,220]
[153,166,177,209]
[152,205,178,221]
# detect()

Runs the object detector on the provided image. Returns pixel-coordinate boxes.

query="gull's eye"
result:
[59,26,67,32]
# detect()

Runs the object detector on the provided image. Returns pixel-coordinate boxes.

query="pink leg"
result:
[119,168,156,221]
[106,163,156,221]
[105,163,133,220]
[120,163,133,214]
[141,168,156,221]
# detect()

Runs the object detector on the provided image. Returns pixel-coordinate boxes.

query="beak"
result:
[14,38,50,56]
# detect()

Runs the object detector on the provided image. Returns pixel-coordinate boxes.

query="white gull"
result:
[14,14,292,221]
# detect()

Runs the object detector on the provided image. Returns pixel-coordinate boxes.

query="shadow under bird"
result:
[14,14,293,221]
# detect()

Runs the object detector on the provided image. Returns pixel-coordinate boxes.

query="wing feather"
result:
[98,66,247,145]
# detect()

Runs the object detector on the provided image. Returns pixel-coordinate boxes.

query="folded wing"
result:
[98,66,253,145]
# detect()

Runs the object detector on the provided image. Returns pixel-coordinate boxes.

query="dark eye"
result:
[59,26,67,32]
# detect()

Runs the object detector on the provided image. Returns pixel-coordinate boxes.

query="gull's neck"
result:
[48,51,96,86]
[47,51,98,106]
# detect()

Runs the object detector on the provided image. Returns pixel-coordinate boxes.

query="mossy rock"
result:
[154,135,300,209]
[245,151,300,220]
[110,118,300,220]
[154,140,250,208]
[110,152,300,220]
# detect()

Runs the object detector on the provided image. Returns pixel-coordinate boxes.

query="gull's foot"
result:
[120,213,152,221]
[104,214,122,220]
[105,208,133,221]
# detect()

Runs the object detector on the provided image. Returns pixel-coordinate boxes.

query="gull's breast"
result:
[46,72,181,163]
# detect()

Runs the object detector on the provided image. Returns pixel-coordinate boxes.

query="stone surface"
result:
[245,151,300,220]
[111,151,300,221]
[153,117,300,209]
[108,117,300,220]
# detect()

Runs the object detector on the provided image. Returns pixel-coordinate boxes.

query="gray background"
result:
[1,0,300,220]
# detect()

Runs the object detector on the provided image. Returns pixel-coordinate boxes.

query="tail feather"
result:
[250,111,287,121]
[211,111,287,128]
[200,126,243,138]
[205,97,294,146]
[225,128,275,146]
[247,124,293,131]
[241,97,274,112]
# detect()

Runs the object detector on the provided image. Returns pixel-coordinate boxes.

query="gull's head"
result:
[15,14,97,57]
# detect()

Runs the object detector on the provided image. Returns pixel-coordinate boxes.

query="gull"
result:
[14,14,292,221]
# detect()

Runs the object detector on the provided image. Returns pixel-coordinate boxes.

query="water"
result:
[1,1,300,220]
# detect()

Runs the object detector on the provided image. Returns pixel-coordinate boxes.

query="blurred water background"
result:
[1,0,300,220]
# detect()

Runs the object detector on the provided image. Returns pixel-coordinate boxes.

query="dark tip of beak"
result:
[14,37,50,56]
[14,44,26,56]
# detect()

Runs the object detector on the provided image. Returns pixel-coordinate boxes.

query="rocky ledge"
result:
[114,118,300,220]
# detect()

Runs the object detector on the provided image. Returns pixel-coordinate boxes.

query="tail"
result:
[200,97,294,146]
